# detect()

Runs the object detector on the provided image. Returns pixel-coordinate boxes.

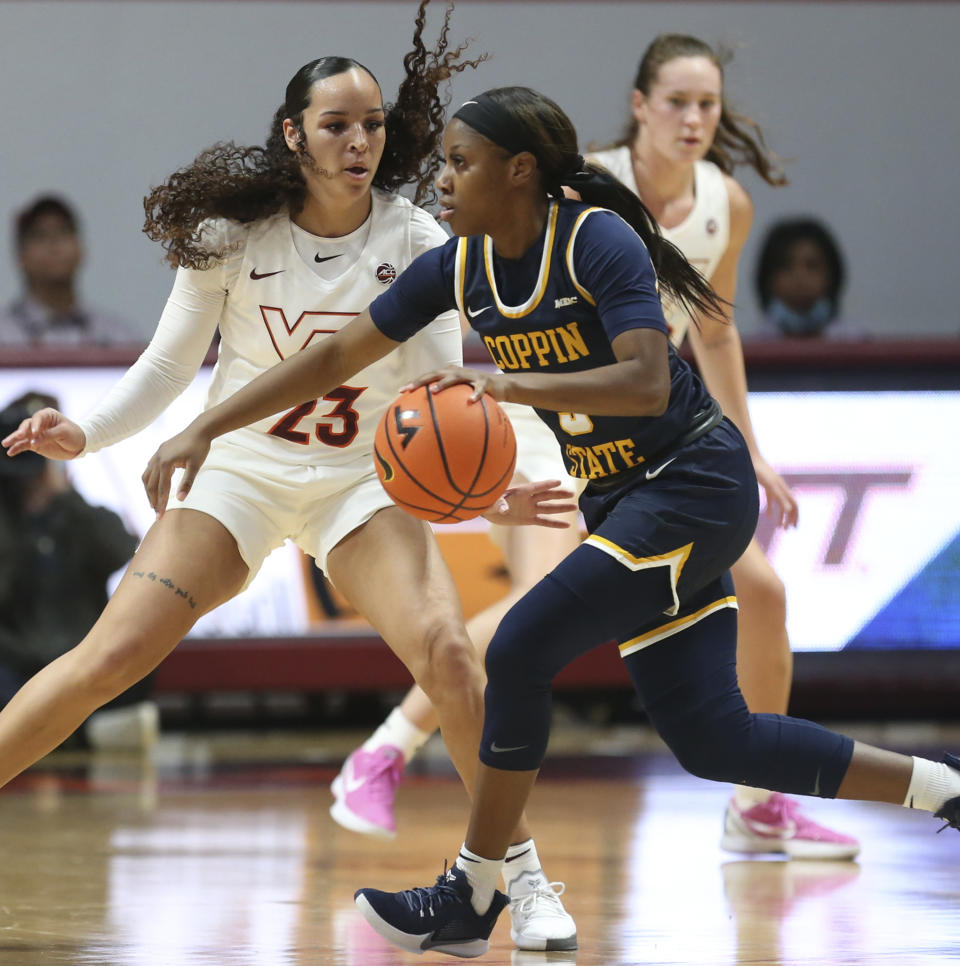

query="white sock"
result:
[456,844,503,915]
[502,838,546,897]
[903,757,960,813]
[361,707,431,763]
[733,785,773,810]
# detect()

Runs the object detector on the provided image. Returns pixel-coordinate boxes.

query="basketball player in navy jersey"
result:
[140,86,960,960]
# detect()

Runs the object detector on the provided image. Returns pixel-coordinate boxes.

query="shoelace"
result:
[400,863,460,918]
[510,881,568,919]
[934,798,960,834]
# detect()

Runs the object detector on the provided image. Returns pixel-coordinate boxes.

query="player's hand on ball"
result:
[142,422,212,517]
[403,365,509,402]
[485,479,578,528]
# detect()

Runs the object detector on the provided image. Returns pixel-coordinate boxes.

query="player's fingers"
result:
[142,459,163,515]
[2,417,35,451]
[401,372,443,392]
[537,501,578,515]
[175,459,200,500]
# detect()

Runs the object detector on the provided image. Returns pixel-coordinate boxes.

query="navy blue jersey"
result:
[369,199,716,484]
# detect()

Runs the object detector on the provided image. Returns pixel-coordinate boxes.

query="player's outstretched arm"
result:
[142,310,399,513]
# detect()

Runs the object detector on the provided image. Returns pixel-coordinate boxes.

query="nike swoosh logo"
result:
[467,305,491,318]
[645,456,676,480]
[490,741,528,753]
[250,268,285,280]
[315,253,343,263]
[344,762,366,793]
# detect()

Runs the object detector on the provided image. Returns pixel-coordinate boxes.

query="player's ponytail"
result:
[454,86,726,323]
[144,0,484,269]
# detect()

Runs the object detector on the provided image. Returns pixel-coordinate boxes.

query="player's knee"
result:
[656,709,754,783]
[76,633,158,704]
[738,565,787,623]
[411,623,482,701]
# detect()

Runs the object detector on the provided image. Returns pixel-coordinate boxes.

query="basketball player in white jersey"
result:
[587,34,859,859]
[0,5,577,950]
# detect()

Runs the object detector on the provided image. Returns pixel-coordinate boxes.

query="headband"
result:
[453,93,585,178]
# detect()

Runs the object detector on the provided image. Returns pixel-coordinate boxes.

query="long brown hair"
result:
[479,86,727,323]
[604,33,786,187]
[143,0,486,269]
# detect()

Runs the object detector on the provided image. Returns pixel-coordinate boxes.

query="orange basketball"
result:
[373,384,517,523]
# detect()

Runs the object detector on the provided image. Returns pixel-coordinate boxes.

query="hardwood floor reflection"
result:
[0,734,957,964]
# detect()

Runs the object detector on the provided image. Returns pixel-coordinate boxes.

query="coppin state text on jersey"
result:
[453,200,715,484]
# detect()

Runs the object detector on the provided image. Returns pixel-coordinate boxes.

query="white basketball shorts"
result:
[168,436,393,587]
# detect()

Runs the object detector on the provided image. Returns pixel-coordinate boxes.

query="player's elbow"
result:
[619,357,669,417]
[624,367,670,417]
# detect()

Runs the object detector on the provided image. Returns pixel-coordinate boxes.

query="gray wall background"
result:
[1,0,958,342]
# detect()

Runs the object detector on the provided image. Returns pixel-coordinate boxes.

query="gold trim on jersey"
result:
[564,207,603,306]
[454,237,468,315]
[619,596,739,657]
[482,202,560,318]
[583,536,693,617]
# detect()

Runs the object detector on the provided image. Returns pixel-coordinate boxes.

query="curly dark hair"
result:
[143,0,486,269]
[596,33,787,188]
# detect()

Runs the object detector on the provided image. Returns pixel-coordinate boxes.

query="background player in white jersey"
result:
[0,3,578,950]
[329,330,584,844]
[588,33,857,859]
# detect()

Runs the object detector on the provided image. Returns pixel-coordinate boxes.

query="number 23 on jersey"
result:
[268,385,367,448]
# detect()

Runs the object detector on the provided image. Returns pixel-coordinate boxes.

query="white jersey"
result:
[79,189,461,467]
[587,146,730,346]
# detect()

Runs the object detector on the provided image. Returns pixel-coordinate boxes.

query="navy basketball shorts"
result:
[481,417,855,797]
[570,416,760,644]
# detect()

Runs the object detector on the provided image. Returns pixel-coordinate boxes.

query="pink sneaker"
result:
[721,792,860,860]
[330,745,405,839]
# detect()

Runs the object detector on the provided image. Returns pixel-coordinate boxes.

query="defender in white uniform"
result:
[0,32,579,950]
[80,189,461,580]
[588,34,858,860]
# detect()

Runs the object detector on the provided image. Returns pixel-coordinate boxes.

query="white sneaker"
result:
[507,871,577,951]
[85,701,159,751]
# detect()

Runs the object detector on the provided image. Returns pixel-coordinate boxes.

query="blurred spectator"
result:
[754,218,860,339]
[0,390,157,749]
[0,195,143,347]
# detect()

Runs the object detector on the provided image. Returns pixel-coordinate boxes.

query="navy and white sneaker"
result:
[355,863,509,959]
[934,753,960,832]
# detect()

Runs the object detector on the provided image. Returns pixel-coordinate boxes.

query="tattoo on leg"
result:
[131,570,197,609]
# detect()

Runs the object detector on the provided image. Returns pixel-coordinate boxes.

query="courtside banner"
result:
[3,369,957,649]
[749,391,960,652]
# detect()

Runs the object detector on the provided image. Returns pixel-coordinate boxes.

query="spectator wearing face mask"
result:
[754,218,858,339]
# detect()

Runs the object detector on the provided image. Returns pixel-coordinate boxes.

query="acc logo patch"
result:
[376,262,397,284]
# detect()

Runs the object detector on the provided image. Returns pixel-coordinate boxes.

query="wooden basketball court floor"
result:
[0,723,957,966]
